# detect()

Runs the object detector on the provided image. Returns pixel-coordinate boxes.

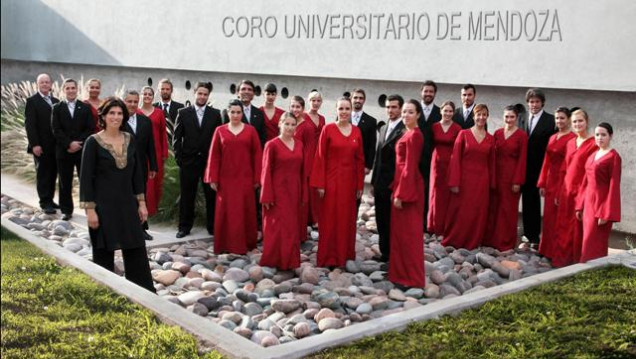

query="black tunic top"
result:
[80,133,145,251]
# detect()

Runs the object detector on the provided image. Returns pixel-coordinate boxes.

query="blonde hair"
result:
[307,91,322,101]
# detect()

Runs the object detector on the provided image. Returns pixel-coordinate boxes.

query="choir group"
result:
[24,74,622,291]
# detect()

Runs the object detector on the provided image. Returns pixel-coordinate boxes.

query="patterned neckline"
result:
[94,132,130,169]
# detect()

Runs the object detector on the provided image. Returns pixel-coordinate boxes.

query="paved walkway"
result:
[0,172,210,248]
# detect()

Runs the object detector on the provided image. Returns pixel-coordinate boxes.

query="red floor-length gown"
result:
[427,122,461,235]
[310,123,364,267]
[442,130,496,250]
[84,100,100,133]
[484,129,527,251]
[138,108,168,216]
[260,106,285,142]
[388,129,425,288]
[576,149,621,262]
[551,137,597,267]
[204,124,262,255]
[295,113,325,226]
[259,138,306,270]
[537,132,576,259]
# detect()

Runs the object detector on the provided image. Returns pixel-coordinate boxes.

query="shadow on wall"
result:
[0,0,120,65]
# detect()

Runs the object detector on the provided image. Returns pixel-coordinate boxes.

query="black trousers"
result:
[374,186,392,261]
[178,157,215,233]
[57,152,81,215]
[34,150,58,208]
[522,184,542,243]
[92,246,155,293]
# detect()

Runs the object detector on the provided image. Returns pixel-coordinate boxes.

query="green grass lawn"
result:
[2,225,635,359]
[312,264,636,359]
[0,226,223,359]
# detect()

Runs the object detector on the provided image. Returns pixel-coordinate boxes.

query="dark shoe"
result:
[43,206,56,214]
[52,202,60,209]
[62,213,72,221]
[176,230,190,238]
[143,231,154,241]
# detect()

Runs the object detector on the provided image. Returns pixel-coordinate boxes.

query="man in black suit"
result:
[51,79,94,220]
[417,80,442,231]
[371,95,405,262]
[173,82,221,238]
[351,88,378,174]
[522,88,556,247]
[25,73,60,214]
[452,84,477,129]
[154,78,184,142]
[223,79,266,147]
[124,90,158,240]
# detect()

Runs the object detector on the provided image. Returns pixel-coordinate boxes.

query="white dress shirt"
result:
[67,100,76,118]
[352,111,363,126]
[243,105,251,123]
[195,105,205,126]
[385,118,401,140]
[529,109,544,134]
[128,113,137,134]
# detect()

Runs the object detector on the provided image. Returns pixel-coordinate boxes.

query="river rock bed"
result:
[1,194,553,347]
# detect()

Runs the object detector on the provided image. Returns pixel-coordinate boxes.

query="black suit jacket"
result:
[356,112,378,170]
[452,107,475,129]
[417,104,442,179]
[154,100,184,124]
[222,104,266,147]
[25,93,60,153]
[371,120,406,190]
[173,105,222,167]
[51,100,95,158]
[124,114,158,179]
[525,111,556,186]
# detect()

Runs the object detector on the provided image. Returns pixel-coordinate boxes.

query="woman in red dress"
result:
[551,109,597,266]
[205,99,262,255]
[259,83,285,142]
[537,107,576,259]
[484,105,528,251]
[138,86,168,216]
[575,123,621,262]
[83,78,102,133]
[442,104,496,250]
[388,99,426,288]
[303,91,326,226]
[260,112,306,270]
[427,101,461,236]
[310,97,365,268]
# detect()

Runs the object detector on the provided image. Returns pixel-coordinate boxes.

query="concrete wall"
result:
[1,0,635,91]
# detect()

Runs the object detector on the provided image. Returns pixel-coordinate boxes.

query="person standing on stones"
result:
[371,95,405,262]
[25,73,60,214]
[205,99,262,255]
[311,97,365,268]
[51,78,95,220]
[484,105,528,251]
[388,99,425,288]
[260,112,305,270]
[521,88,556,249]
[442,104,496,250]
[173,82,221,238]
[79,97,155,293]
[537,107,576,260]
[575,122,622,263]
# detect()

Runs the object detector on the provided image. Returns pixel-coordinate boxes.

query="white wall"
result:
[2,0,635,91]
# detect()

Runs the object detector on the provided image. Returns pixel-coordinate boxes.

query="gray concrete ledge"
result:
[4,216,634,359]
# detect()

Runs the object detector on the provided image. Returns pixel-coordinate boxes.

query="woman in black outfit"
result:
[79,97,155,292]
